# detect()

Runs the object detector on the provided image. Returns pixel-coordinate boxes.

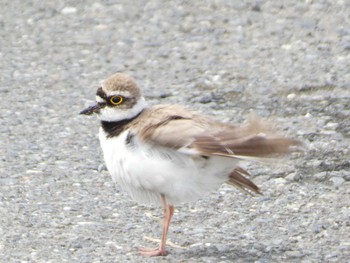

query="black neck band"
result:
[101,111,143,138]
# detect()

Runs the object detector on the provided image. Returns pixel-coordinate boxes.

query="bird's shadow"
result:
[168,244,269,261]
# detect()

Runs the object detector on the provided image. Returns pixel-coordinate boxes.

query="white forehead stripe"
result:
[107,90,132,97]
[96,96,105,103]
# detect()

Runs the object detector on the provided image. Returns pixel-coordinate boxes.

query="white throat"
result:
[98,96,146,122]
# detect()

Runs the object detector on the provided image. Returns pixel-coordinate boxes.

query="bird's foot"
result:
[139,246,167,257]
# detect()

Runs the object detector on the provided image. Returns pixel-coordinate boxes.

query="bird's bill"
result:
[79,104,101,115]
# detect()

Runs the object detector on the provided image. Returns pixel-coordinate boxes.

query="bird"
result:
[80,72,300,257]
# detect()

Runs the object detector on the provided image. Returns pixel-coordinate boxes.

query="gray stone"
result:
[314,172,328,181]
[330,177,345,188]
[285,172,300,182]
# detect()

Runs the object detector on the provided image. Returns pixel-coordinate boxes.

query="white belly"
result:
[99,128,239,206]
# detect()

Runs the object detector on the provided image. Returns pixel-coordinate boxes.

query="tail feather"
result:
[222,136,301,157]
[197,114,302,195]
[190,113,302,159]
[226,167,261,195]
[192,134,301,159]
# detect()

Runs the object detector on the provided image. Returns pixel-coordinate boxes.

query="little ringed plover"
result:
[80,73,300,256]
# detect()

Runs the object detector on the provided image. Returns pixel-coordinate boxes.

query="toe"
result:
[139,247,167,256]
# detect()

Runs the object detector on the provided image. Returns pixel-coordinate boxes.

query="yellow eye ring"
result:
[109,96,124,105]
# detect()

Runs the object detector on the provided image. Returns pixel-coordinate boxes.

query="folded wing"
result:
[137,105,300,194]
[139,105,300,159]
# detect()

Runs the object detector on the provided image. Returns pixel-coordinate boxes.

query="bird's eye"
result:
[109,96,124,105]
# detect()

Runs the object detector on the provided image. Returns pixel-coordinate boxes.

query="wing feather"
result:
[137,105,301,159]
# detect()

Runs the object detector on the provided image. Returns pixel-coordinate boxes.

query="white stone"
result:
[61,6,77,15]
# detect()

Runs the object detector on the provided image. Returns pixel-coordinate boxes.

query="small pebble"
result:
[61,6,77,14]
[199,95,213,104]
[314,172,328,181]
[285,172,299,181]
[273,178,287,184]
[330,177,345,188]
[98,164,107,172]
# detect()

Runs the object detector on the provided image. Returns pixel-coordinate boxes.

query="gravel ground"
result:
[1,0,350,262]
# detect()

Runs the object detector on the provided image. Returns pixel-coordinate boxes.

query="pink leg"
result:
[139,194,174,256]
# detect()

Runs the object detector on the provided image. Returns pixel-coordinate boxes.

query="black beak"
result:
[79,104,101,115]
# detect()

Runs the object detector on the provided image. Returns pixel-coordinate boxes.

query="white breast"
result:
[99,128,239,206]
